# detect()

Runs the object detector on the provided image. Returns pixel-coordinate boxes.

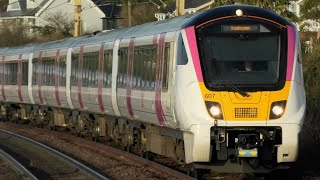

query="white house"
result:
[0,0,121,34]
[155,0,214,21]
[288,0,320,32]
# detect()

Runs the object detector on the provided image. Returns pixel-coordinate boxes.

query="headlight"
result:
[236,9,243,17]
[272,106,283,116]
[205,101,224,120]
[269,100,286,119]
[210,106,221,116]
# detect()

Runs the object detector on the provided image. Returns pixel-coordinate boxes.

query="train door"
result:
[70,46,86,111]
[82,45,99,113]
[42,50,56,107]
[100,42,114,115]
[55,49,68,108]
[153,32,175,127]
[41,49,69,109]
[18,53,31,104]
[129,35,158,124]
[116,38,132,119]
[32,51,46,105]
[159,32,175,127]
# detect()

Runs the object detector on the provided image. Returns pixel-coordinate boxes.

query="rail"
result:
[0,129,109,180]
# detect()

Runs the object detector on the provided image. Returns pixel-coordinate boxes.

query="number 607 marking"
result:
[204,93,215,99]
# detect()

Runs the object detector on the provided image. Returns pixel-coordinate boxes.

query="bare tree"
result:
[0,0,8,12]
[33,11,73,41]
[0,21,36,47]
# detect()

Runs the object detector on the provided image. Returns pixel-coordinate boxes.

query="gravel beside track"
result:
[0,122,193,180]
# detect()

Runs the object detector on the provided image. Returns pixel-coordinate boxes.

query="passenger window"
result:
[117,42,171,92]
[82,51,99,87]
[103,50,113,88]
[32,58,38,85]
[118,48,128,88]
[177,38,188,65]
[71,53,79,86]
[59,56,67,86]
[21,61,28,85]
[6,62,18,85]
[162,43,171,91]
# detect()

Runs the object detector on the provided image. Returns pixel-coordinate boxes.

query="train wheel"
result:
[91,120,100,142]
[48,115,56,131]
[75,116,85,138]
[11,111,19,124]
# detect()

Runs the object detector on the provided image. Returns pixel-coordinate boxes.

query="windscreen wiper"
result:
[209,57,250,97]
[210,75,250,97]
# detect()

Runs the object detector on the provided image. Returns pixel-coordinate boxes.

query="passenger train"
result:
[0,5,306,173]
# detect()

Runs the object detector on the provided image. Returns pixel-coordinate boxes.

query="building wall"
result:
[37,0,105,34]
[26,0,47,9]
[289,0,320,32]
[7,0,22,11]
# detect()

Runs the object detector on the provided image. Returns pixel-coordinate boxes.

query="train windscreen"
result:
[197,20,286,91]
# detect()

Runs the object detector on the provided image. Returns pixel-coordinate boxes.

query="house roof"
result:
[163,0,212,11]
[185,0,212,9]
[0,8,37,17]
[92,0,121,18]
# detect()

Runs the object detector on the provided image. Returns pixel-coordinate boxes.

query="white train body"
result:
[0,5,305,172]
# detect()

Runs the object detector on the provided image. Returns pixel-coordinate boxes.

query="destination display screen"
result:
[221,25,260,32]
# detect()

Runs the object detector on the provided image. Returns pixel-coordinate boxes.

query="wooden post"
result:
[175,0,185,16]
[128,0,132,26]
[74,0,82,37]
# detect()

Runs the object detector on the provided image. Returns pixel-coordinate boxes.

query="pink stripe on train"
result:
[78,46,84,110]
[98,43,105,113]
[38,52,44,105]
[286,26,296,81]
[1,56,6,101]
[184,26,203,82]
[55,49,61,107]
[154,33,167,126]
[126,38,135,119]
[18,54,23,103]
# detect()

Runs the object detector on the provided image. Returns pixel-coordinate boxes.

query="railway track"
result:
[1,122,315,180]
[0,128,109,180]
[0,148,37,180]
[0,122,193,179]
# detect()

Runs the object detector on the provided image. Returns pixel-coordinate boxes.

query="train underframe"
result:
[197,126,286,173]
[0,103,290,174]
[0,103,186,162]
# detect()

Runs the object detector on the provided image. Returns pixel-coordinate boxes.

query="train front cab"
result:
[179,7,306,172]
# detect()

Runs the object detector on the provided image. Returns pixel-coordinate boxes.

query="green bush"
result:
[303,42,320,103]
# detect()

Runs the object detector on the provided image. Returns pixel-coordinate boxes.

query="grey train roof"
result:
[73,28,130,47]
[0,48,7,54]
[0,5,292,55]
[34,37,84,51]
[120,14,196,39]
[1,44,35,56]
